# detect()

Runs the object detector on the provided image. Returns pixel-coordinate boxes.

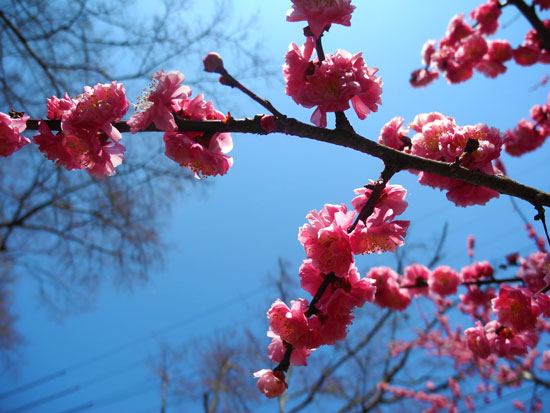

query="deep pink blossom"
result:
[487,40,513,62]
[461,261,493,282]
[429,266,461,296]
[286,0,355,39]
[283,39,382,127]
[421,40,437,66]
[504,119,546,156]
[268,299,311,348]
[366,267,411,311]
[0,112,30,157]
[464,321,491,358]
[470,0,501,35]
[378,117,410,151]
[351,184,408,223]
[127,70,191,133]
[513,45,540,66]
[410,68,439,88]
[444,15,474,45]
[267,330,311,366]
[459,286,496,323]
[492,284,537,332]
[402,264,430,297]
[518,252,548,292]
[253,369,287,398]
[349,219,409,255]
[35,82,128,177]
[164,94,233,178]
[455,35,488,64]
[298,204,355,276]
[486,320,539,358]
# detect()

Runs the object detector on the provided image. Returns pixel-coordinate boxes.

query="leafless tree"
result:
[0,0,274,366]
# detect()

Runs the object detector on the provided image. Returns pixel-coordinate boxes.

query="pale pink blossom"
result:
[286,0,355,39]
[512,400,526,412]
[409,112,452,133]
[349,220,409,255]
[283,40,382,127]
[127,70,191,133]
[518,251,548,292]
[0,112,30,157]
[351,184,408,223]
[421,40,437,66]
[298,204,355,276]
[253,369,287,398]
[429,266,461,296]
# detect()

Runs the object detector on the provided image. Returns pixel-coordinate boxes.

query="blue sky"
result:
[2,1,550,411]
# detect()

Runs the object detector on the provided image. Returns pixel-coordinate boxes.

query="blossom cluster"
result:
[128,70,233,178]
[254,184,410,397]
[283,1,381,128]
[34,82,129,177]
[410,0,550,88]
[0,71,232,179]
[504,94,550,157]
[379,112,504,207]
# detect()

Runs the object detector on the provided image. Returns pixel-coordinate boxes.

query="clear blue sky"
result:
[2,1,550,411]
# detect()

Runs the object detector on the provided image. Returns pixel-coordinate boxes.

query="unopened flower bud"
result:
[203,52,225,74]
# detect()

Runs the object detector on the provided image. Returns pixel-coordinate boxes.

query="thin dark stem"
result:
[348,164,397,233]
[534,204,550,247]
[305,272,336,317]
[218,69,283,117]
[274,344,294,373]
[400,276,523,289]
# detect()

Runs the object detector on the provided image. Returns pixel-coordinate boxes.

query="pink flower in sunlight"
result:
[351,184,408,223]
[366,267,411,311]
[349,219,409,255]
[127,70,191,133]
[378,117,410,151]
[402,264,431,297]
[254,369,287,399]
[486,320,539,358]
[421,40,437,66]
[464,321,491,358]
[409,68,439,88]
[0,112,30,157]
[513,45,540,66]
[504,119,546,156]
[492,284,537,332]
[286,0,355,39]
[267,330,312,366]
[34,82,128,177]
[455,35,488,64]
[298,204,355,276]
[470,0,501,35]
[283,38,382,127]
[268,299,311,348]
[518,252,548,293]
[444,14,474,45]
[461,261,493,282]
[164,94,233,178]
[429,266,461,296]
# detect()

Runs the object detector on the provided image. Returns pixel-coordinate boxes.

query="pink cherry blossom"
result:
[421,40,437,66]
[504,119,546,156]
[429,266,462,296]
[283,39,382,127]
[253,369,287,399]
[349,219,409,255]
[298,204,355,276]
[127,70,191,133]
[0,112,30,157]
[267,330,311,366]
[470,0,501,35]
[402,264,430,297]
[464,321,491,358]
[487,39,513,62]
[444,15,474,45]
[486,320,539,358]
[163,94,233,178]
[518,252,548,292]
[459,286,496,323]
[378,117,410,151]
[492,284,537,332]
[267,299,312,348]
[34,82,128,177]
[286,0,355,39]
[409,68,439,88]
[455,35,488,64]
[366,267,411,311]
[351,184,408,223]
[461,261,493,282]
[513,45,540,66]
